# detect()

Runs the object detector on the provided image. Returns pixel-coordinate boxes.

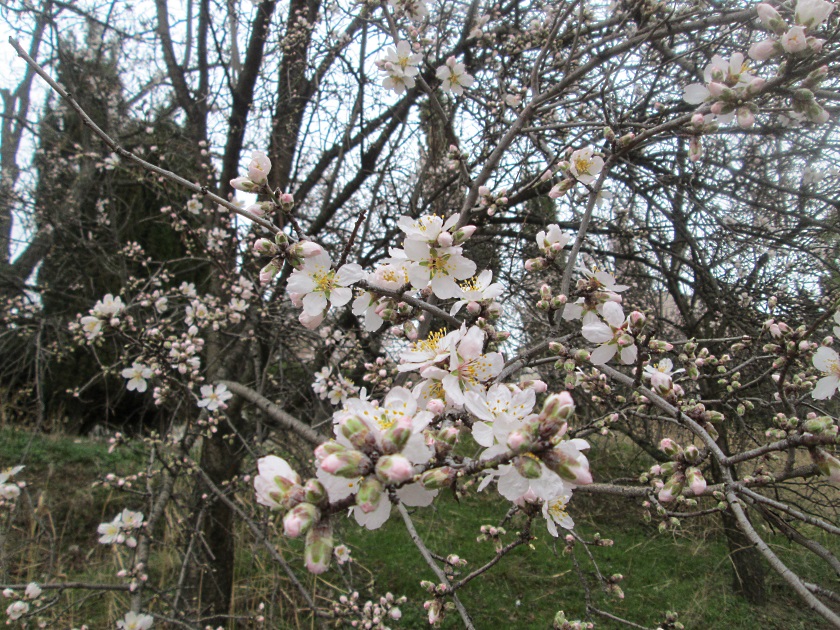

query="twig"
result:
[219,380,326,445]
[396,503,475,630]
[357,280,463,328]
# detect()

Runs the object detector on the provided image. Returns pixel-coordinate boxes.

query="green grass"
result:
[337,491,837,629]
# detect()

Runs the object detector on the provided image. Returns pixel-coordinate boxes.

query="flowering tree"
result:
[3,0,840,627]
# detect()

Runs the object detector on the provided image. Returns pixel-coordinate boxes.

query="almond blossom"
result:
[535,224,571,257]
[399,328,462,372]
[197,383,233,411]
[436,56,475,95]
[287,252,364,329]
[403,239,476,299]
[450,270,504,315]
[581,301,637,365]
[121,362,153,393]
[542,491,575,536]
[568,147,604,185]
[418,326,504,406]
[315,388,437,529]
[117,611,154,630]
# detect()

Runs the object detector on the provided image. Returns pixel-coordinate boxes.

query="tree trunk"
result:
[712,422,767,604]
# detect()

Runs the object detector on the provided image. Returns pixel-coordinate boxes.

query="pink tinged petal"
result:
[396,483,437,506]
[299,310,325,329]
[472,421,495,447]
[335,264,365,286]
[430,275,462,299]
[812,375,840,399]
[590,343,618,365]
[602,300,625,327]
[353,496,392,530]
[582,321,613,344]
[813,346,839,372]
[683,83,710,104]
[497,469,529,501]
[620,344,638,365]
[459,326,486,359]
[330,287,352,308]
[302,292,329,315]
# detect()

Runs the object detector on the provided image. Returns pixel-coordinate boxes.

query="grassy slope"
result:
[2,429,836,629]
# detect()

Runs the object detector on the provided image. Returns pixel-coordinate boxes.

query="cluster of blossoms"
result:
[0,465,25,505]
[330,591,405,629]
[3,583,41,622]
[683,52,766,128]
[254,456,335,573]
[750,0,833,60]
[77,293,125,340]
[684,1,835,137]
[524,225,643,365]
[645,439,708,503]
[376,40,422,94]
[97,508,145,547]
[313,366,360,405]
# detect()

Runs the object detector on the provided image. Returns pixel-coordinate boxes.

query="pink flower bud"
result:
[659,438,681,457]
[304,522,333,574]
[320,451,370,477]
[376,454,415,484]
[259,263,278,284]
[283,502,319,538]
[737,107,756,129]
[279,192,295,205]
[419,467,455,489]
[507,428,532,452]
[253,238,275,255]
[437,231,453,247]
[686,467,707,495]
[757,3,783,29]
[426,399,445,414]
[356,477,383,513]
[230,176,259,192]
[292,240,324,258]
[453,225,476,244]
[248,151,272,184]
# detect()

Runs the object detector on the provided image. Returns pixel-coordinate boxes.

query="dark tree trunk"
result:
[712,422,767,604]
